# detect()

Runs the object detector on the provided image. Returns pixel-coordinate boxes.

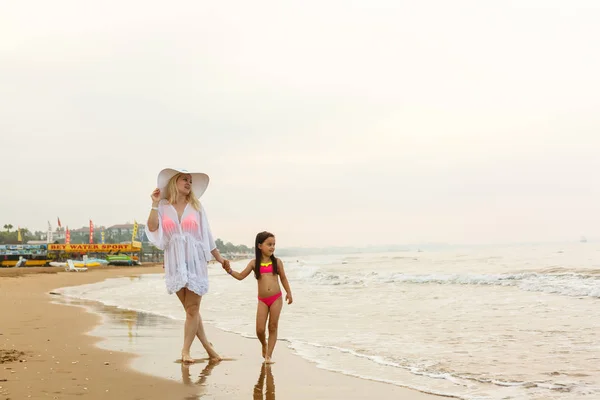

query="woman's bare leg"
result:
[176,288,221,360]
[195,302,221,360]
[177,288,200,363]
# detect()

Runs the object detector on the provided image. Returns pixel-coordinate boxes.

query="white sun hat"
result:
[156,168,210,199]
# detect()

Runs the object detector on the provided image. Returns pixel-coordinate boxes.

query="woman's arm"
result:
[211,248,227,266]
[147,208,159,232]
[277,259,293,304]
[147,189,161,232]
[227,260,255,281]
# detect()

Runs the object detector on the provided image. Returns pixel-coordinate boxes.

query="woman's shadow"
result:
[253,363,276,400]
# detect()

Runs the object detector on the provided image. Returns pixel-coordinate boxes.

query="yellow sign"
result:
[48,244,141,253]
[132,221,138,242]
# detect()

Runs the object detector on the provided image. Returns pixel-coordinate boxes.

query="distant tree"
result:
[0,226,33,244]
[214,239,253,256]
[20,228,33,243]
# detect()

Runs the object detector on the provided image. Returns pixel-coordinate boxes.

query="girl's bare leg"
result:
[265,298,283,364]
[256,301,269,359]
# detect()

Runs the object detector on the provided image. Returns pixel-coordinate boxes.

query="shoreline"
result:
[1,266,442,399]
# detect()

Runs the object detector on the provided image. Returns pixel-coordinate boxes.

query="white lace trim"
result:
[165,261,209,296]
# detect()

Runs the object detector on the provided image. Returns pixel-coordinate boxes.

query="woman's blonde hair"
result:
[165,173,201,211]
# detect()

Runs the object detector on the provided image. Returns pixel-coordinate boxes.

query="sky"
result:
[1,0,599,248]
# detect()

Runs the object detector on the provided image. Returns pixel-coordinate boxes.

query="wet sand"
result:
[1,266,442,399]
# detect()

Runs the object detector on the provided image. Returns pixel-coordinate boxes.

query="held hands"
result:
[220,259,231,273]
[285,292,293,305]
[151,188,161,204]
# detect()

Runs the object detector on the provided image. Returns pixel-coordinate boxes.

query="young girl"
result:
[224,231,293,364]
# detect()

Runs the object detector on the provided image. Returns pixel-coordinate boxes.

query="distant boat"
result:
[580,236,587,243]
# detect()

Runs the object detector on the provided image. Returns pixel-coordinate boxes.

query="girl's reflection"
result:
[253,363,275,400]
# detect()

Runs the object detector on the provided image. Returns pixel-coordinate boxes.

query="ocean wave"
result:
[289,266,371,286]
[294,268,600,298]
[531,266,600,276]
[384,272,600,298]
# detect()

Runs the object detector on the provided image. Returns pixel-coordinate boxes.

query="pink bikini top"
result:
[161,213,198,232]
[260,262,273,274]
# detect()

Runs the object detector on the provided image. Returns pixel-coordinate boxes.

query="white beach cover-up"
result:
[145,200,216,295]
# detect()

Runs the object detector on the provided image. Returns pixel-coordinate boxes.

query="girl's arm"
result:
[227,260,255,281]
[277,259,293,304]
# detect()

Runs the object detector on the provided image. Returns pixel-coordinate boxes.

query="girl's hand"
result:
[285,293,293,305]
[151,188,161,204]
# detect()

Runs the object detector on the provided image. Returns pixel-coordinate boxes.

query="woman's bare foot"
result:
[182,352,195,364]
[206,342,222,361]
[264,356,275,364]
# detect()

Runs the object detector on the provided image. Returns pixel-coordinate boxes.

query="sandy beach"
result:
[0,266,441,400]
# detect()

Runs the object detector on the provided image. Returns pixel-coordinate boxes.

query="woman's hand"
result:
[151,188,161,204]
[285,293,293,305]
[221,259,231,271]
[221,259,232,274]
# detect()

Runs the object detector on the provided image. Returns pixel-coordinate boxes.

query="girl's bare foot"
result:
[182,352,195,364]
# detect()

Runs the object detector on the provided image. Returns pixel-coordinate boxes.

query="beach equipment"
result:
[106,254,137,266]
[65,259,88,272]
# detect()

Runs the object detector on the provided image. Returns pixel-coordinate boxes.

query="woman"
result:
[145,167,230,363]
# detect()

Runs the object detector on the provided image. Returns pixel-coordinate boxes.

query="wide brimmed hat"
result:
[157,168,210,199]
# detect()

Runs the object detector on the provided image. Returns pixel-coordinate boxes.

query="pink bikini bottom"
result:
[258,292,282,308]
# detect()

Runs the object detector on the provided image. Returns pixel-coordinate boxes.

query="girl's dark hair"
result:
[254,231,278,279]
